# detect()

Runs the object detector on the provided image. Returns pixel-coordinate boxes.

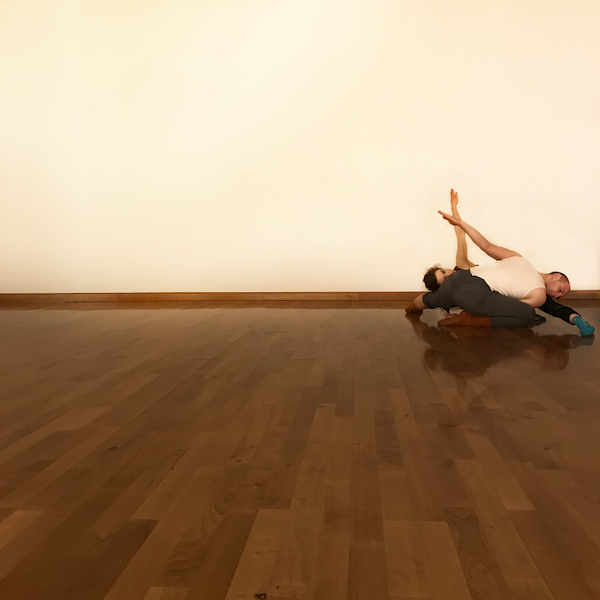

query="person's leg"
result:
[439,311,491,326]
[451,190,477,270]
[441,309,532,328]
[451,274,535,328]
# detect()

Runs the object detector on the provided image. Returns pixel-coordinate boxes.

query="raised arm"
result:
[438,211,520,261]
[450,190,477,269]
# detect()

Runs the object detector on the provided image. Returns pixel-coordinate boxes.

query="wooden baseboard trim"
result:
[562,290,600,299]
[0,291,417,304]
[1,290,599,304]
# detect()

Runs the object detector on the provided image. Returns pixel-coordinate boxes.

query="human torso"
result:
[470,257,545,299]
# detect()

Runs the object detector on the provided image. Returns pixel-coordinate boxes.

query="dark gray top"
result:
[422,270,469,311]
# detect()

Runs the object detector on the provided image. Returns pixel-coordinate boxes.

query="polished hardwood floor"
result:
[0,300,598,600]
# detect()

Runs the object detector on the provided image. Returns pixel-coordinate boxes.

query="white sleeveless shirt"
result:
[470,257,545,299]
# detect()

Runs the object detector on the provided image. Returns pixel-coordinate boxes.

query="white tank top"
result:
[470,257,545,299]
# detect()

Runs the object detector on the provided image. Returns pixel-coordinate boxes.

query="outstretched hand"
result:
[438,210,462,227]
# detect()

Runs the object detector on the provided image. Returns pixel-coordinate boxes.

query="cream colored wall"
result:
[1,0,599,293]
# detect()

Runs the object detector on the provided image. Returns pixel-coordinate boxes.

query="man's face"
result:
[546,274,570,299]
[435,268,454,285]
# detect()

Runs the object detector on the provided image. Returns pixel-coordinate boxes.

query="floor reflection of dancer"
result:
[407,190,595,335]
[405,311,592,375]
[405,312,594,432]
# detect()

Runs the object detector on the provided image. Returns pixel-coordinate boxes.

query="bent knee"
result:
[518,305,536,327]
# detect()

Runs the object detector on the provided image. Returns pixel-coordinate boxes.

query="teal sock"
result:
[573,315,595,336]
[534,313,546,324]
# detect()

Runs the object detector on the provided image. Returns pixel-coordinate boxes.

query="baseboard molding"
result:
[555,290,600,300]
[0,292,414,303]
[1,290,598,304]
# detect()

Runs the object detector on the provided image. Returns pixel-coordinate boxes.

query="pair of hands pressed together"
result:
[438,188,463,227]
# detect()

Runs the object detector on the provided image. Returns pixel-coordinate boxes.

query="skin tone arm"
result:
[451,189,477,269]
[405,293,426,313]
[438,210,521,261]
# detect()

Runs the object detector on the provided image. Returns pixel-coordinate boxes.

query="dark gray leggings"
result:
[452,272,536,328]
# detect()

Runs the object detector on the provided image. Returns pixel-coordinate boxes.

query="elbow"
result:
[484,245,503,261]
[479,242,493,254]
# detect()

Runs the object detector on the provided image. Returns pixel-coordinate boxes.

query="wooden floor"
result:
[0,300,599,600]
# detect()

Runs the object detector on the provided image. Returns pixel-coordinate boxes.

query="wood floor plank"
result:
[383,521,427,598]
[0,510,41,551]
[103,411,256,599]
[143,588,188,600]
[456,459,553,590]
[166,511,256,600]
[462,429,535,510]
[102,468,223,600]
[0,510,67,581]
[418,520,473,600]
[379,470,412,521]
[23,428,156,513]
[444,506,516,600]
[269,403,335,587]
[0,407,111,467]
[307,420,354,600]
[224,509,288,600]
[268,585,307,599]
[0,488,124,599]
[0,427,119,508]
[509,463,600,600]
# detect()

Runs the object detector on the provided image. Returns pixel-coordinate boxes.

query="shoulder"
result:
[423,278,456,310]
[523,287,547,307]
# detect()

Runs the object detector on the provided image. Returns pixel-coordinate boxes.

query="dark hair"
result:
[550,271,570,284]
[423,264,441,292]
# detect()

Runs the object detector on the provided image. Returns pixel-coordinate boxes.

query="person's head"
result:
[545,271,570,299]
[423,264,454,292]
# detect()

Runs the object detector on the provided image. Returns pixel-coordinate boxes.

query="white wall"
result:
[1,0,599,293]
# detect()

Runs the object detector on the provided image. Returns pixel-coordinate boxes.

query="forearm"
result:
[406,294,427,313]
[414,294,426,310]
[452,201,475,269]
[455,227,471,270]
[538,297,579,324]
[458,221,493,256]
